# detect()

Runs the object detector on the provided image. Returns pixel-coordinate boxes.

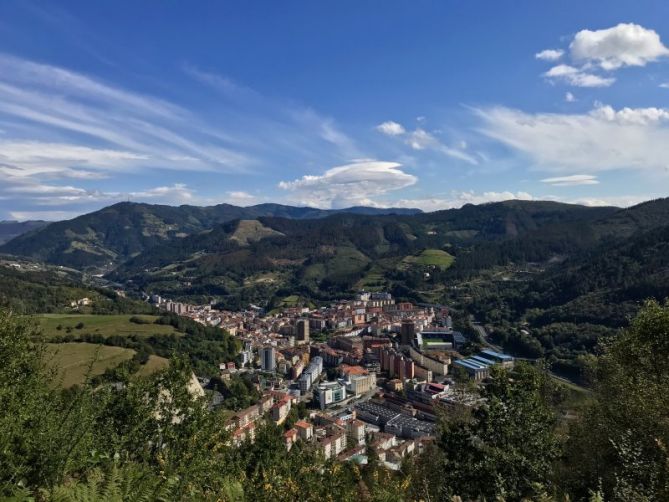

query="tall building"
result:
[260,346,276,372]
[296,318,310,344]
[400,319,415,346]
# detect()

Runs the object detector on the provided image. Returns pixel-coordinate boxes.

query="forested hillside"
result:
[0,202,420,270]
[0,220,49,244]
[0,264,154,315]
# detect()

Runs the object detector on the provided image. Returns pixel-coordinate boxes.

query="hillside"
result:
[449,200,669,375]
[0,220,49,244]
[108,200,619,306]
[0,261,154,315]
[0,202,420,270]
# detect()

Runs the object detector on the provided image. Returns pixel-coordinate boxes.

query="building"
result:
[355,401,436,439]
[400,319,415,346]
[453,350,514,380]
[284,428,297,451]
[298,356,323,393]
[296,318,310,344]
[408,346,449,376]
[479,349,515,368]
[347,419,366,446]
[271,397,292,424]
[345,373,377,396]
[380,348,415,380]
[315,381,347,409]
[260,346,276,372]
[295,420,314,441]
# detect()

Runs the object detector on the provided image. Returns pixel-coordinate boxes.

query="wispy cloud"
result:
[541,174,599,186]
[0,54,368,217]
[183,65,362,160]
[0,54,252,180]
[476,104,669,174]
[374,120,479,165]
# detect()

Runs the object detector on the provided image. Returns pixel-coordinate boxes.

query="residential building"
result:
[260,346,276,372]
[296,318,310,344]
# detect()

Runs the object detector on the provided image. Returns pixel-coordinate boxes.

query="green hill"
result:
[0,202,421,270]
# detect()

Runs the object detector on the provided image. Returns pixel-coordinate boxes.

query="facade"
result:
[345,373,377,396]
[315,381,347,409]
[260,346,276,372]
[381,348,416,380]
[295,420,314,441]
[298,356,323,393]
[296,318,310,344]
[400,319,415,346]
[408,346,449,376]
[271,397,292,424]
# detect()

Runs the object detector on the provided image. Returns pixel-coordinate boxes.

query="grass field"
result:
[136,355,170,377]
[36,314,181,339]
[46,343,170,387]
[401,249,455,270]
[46,342,135,387]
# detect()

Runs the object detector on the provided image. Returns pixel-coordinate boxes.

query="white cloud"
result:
[590,104,669,125]
[6,183,89,195]
[570,23,669,70]
[0,54,252,178]
[390,191,652,212]
[1,181,199,208]
[476,104,669,173]
[376,121,406,136]
[278,160,417,208]
[226,191,259,206]
[661,83,669,89]
[406,128,433,150]
[9,210,81,221]
[129,184,195,203]
[543,64,615,87]
[568,195,651,207]
[0,141,146,179]
[541,174,599,186]
[406,128,479,164]
[565,92,576,102]
[374,119,478,165]
[535,49,564,61]
[392,191,535,212]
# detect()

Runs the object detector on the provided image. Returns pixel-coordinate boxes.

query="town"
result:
[151,291,513,468]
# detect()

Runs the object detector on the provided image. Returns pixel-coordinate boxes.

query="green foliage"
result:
[563,300,669,500]
[0,265,154,315]
[210,374,262,411]
[408,363,559,501]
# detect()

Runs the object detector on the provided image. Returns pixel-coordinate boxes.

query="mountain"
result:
[0,202,422,270]
[107,200,619,306]
[0,220,49,245]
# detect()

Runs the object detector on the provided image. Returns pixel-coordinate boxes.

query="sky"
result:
[1,1,669,220]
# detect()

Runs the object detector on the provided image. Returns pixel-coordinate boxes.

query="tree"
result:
[410,363,559,500]
[563,300,669,500]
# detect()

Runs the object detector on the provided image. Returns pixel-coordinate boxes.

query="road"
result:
[470,321,504,352]
[469,319,589,393]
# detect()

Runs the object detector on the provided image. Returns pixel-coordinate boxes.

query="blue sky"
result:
[1,1,669,220]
